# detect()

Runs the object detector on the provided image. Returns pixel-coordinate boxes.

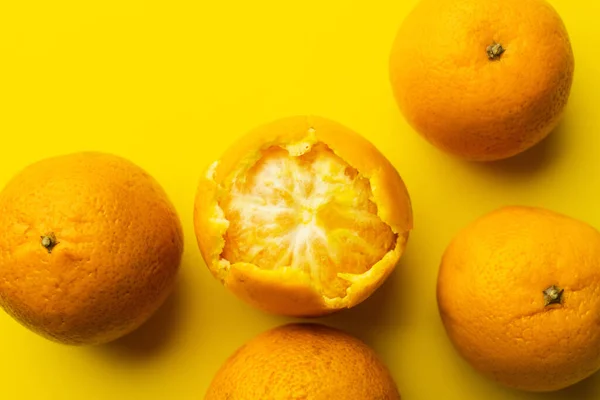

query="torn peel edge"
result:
[211,132,320,185]
[205,230,409,315]
[194,161,230,282]
[195,141,412,312]
[201,193,409,310]
[208,136,413,237]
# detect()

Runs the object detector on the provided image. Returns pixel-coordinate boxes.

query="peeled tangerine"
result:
[204,323,401,399]
[194,116,413,317]
[437,206,600,391]
[0,152,183,345]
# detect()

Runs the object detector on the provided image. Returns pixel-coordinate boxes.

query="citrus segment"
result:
[220,143,396,299]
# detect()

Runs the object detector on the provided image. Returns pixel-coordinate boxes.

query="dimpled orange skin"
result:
[193,115,413,317]
[389,0,574,161]
[204,323,401,400]
[437,206,600,391]
[0,152,184,345]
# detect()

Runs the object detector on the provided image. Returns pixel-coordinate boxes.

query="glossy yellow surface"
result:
[0,0,599,398]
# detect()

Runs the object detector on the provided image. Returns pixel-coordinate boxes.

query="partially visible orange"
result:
[204,323,401,400]
[194,116,413,317]
[389,0,574,161]
[0,152,184,345]
[437,206,600,391]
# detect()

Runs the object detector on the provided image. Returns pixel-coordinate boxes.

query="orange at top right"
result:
[389,0,574,162]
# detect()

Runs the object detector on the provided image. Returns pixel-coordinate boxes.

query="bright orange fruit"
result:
[0,152,184,345]
[194,116,413,317]
[437,206,600,391]
[204,323,401,399]
[389,0,574,161]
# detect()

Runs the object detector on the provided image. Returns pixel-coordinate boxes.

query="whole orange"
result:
[437,206,600,391]
[0,152,184,345]
[193,116,413,317]
[389,0,574,161]
[204,323,401,400]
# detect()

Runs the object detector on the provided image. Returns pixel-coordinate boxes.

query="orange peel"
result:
[194,116,413,316]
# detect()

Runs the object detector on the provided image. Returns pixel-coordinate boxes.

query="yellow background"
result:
[0,0,599,398]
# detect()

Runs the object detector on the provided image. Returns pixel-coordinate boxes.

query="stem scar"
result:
[543,285,564,307]
[41,233,59,254]
[486,42,505,60]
